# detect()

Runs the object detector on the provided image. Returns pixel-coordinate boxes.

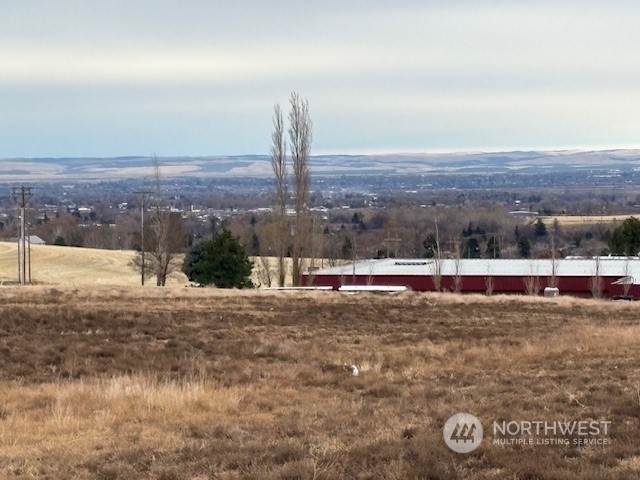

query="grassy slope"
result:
[0,242,315,287]
[0,287,638,479]
[0,242,188,286]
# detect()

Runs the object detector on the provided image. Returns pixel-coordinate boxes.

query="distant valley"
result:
[1,149,640,182]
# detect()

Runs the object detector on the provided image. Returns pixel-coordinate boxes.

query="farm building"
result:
[303,257,640,298]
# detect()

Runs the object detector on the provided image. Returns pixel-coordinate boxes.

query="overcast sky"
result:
[2,1,639,157]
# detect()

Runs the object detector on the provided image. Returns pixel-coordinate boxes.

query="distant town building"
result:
[8,235,46,245]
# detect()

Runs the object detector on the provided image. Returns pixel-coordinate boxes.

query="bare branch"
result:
[131,157,186,286]
[270,104,288,287]
[288,92,313,286]
[270,104,288,216]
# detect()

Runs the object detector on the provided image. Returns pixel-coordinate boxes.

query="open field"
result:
[0,242,188,287]
[541,215,632,226]
[0,241,322,288]
[0,287,638,479]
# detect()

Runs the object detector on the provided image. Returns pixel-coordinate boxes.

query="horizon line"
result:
[3,146,640,161]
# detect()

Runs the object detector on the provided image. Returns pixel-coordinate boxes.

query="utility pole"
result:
[310,215,316,270]
[434,216,441,258]
[352,232,357,285]
[134,190,153,286]
[12,186,32,285]
[384,233,401,258]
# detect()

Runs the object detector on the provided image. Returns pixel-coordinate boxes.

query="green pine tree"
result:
[609,217,640,255]
[183,229,254,288]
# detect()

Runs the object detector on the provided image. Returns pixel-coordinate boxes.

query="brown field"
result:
[541,215,632,226]
[0,242,188,287]
[0,287,638,479]
[0,241,320,288]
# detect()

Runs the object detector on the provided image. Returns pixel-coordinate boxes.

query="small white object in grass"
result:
[346,364,359,376]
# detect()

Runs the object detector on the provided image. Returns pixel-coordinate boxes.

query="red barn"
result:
[303,257,640,298]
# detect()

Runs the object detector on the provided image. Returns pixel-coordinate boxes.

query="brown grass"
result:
[542,215,628,225]
[0,287,638,479]
[0,242,188,287]
[0,242,328,288]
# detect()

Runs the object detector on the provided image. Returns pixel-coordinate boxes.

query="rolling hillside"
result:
[0,242,311,287]
[0,242,188,287]
[2,149,640,181]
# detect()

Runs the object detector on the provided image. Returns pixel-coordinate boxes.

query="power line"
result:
[384,233,401,258]
[134,190,153,286]
[12,186,33,285]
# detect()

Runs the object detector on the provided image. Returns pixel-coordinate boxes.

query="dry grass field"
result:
[0,242,188,287]
[541,215,631,226]
[0,287,638,479]
[0,241,316,288]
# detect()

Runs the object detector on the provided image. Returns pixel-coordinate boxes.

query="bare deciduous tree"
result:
[288,92,312,286]
[326,234,341,268]
[131,159,186,286]
[547,233,560,289]
[623,257,632,297]
[270,104,288,287]
[256,256,275,287]
[366,261,375,286]
[590,256,604,298]
[484,265,494,296]
[430,216,442,292]
[523,262,541,296]
[148,210,185,286]
[452,235,463,293]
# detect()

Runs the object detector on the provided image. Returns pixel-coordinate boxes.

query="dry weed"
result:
[0,287,637,478]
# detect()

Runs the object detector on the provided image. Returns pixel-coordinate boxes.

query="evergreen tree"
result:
[341,236,353,259]
[423,233,439,258]
[534,218,547,237]
[250,232,260,256]
[518,237,531,258]
[609,217,640,255]
[182,229,254,288]
[463,237,481,258]
[53,236,67,246]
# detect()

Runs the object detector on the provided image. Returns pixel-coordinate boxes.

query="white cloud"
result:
[1,1,640,156]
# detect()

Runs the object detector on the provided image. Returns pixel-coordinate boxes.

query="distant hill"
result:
[1,149,639,182]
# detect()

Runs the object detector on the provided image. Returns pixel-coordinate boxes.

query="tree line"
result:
[9,88,640,288]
